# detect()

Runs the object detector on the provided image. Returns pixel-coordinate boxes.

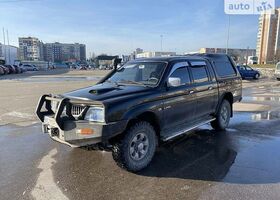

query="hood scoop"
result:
[89,87,119,95]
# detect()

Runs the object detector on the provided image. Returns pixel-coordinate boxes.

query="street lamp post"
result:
[226,15,231,54]
[160,35,163,51]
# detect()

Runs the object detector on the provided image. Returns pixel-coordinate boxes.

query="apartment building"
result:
[18,37,42,61]
[18,37,86,62]
[43,42,86,62]
[257,8,280,64]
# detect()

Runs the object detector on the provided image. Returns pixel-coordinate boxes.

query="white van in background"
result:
[247,56,258,65]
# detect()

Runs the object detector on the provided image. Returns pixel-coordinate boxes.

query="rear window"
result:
[213,61,236,77]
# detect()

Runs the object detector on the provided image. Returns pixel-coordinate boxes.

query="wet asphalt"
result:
[1,81,280,200]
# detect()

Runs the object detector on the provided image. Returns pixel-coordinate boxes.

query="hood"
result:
[61,82,152,101]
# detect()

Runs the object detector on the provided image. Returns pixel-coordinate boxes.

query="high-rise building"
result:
[80,44,86,61]
[18,37,42,61]
[257,8,280,64]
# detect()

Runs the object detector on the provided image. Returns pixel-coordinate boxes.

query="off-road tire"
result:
[112,121,157,172]
[211,99,231,131]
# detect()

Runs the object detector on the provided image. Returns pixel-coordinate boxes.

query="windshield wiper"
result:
[117,80,145,86]
[105,80,120,86]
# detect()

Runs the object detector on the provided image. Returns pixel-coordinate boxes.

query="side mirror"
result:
[168,77,181,87]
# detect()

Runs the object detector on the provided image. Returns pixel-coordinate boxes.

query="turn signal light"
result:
[77,128,94,135]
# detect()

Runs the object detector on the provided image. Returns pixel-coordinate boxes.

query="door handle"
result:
[188,90,194,94]
[208,86,213,90]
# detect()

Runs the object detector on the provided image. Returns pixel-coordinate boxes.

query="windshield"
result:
[107,62,166,86]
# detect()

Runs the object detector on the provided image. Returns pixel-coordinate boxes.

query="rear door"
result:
[213,58,242,103]
[189,60,218,119]
[162,61,196,131]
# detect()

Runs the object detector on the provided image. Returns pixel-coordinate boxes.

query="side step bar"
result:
[162,118,215,141]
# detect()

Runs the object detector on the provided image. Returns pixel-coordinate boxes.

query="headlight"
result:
[84,107,105,122]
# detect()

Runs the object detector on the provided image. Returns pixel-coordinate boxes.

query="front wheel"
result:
[254,73,260,79]
[112,121,157,172]
[211,100,231,131]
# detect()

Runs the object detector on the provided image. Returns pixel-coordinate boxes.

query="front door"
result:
[162,62,196,131]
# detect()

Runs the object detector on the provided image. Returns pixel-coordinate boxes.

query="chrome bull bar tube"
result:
[36,95,73,130]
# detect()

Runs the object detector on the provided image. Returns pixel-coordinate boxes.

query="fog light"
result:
[77,128,94,135]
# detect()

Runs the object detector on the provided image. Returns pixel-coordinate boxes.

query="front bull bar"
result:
[36,95,74,130]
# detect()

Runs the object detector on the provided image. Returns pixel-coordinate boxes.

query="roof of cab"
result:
[131,53,230,63]
[132,55,206,62]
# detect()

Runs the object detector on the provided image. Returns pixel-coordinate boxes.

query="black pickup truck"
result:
[36,54,242,171]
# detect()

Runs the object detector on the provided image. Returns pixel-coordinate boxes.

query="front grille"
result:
[71,105,86,117]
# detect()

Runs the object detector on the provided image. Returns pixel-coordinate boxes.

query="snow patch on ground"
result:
[3,111,34,119]
[31,148,68,200]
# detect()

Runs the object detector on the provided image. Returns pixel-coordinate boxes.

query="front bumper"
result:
[36,95,127,147]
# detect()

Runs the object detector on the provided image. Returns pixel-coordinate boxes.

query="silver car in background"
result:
[276,62,280,81]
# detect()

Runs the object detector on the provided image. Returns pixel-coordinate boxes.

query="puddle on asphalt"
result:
[242,96,280,102]
[15,76,102,83]
[232,110,280,124]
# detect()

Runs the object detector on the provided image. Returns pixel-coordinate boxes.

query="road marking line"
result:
[31,148,68,200]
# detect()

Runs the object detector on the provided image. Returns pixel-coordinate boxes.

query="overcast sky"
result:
[0,0,279,56]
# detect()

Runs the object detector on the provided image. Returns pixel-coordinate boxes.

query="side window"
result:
[169,66,190,86]
[190,66,209,83]
[213,61,237,77]
[240,66,245,70]
[245,66,253,71]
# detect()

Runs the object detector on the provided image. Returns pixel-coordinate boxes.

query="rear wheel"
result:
[112,121,157,172]
[211,99,231,131]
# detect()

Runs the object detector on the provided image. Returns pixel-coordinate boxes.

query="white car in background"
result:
[275,62,280,81]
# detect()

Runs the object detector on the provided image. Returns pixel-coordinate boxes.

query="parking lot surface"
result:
[1,70,280,200]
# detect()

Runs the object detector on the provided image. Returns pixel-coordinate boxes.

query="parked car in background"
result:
[22,64,39,71]
[4,65,16,74]
[70,64,77,69]
[32,65,39,71]
[275,62,280,81]
[48,64,56,69]
[79,66,87,70]
[0,65,4,75]
[1,65,9,74]
[237,65,260,79]
[13,65,22,73]
[99,65,107,70]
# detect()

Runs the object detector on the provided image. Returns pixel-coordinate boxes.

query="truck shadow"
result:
[137,128,280,184]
